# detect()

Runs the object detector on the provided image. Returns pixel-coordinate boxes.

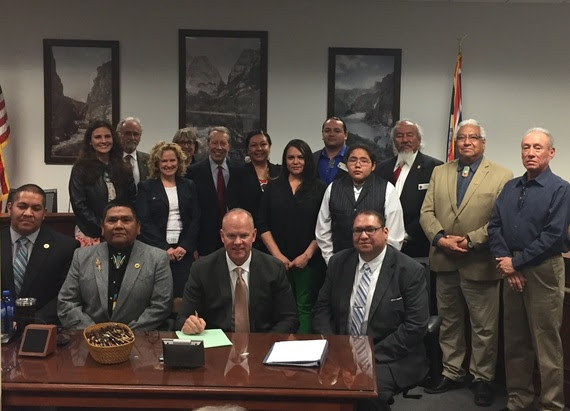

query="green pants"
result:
[287,258,326,334]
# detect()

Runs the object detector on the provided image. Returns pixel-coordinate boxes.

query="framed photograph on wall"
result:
[179,29,268,161]
[327,47,401,162]
[43,39,119,165]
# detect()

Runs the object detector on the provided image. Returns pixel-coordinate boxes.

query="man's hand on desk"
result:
[182,314,206,335]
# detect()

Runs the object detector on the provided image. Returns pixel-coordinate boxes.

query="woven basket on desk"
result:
[83,322,135,364]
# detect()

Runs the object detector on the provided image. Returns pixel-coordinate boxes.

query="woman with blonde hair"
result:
[136,141,200,304]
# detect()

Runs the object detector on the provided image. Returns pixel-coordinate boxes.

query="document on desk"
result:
[175,329,232,348]
[263,339,328,367]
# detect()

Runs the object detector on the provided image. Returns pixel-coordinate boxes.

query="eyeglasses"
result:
[456,134,483,142]
[352,226,383,236]
[177,141,194,147]
[347,157,372,165]
[122,131,141,137]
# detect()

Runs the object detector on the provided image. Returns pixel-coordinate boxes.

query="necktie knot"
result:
[18,237,29,247]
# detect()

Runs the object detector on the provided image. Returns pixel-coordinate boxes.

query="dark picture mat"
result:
[178,29,267,162]
[327,47,401,162]
[43,39,119,165]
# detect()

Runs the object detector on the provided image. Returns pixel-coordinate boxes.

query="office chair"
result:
[3,188,58,212]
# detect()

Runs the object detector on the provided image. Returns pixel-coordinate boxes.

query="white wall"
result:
[1,0,569,211]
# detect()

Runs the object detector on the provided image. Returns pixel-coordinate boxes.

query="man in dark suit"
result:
[313,210,429,410]
[1,184,79,324]
[58,202,173,331]
[186,126,238,257]
[376,120,443,258]
[117,117,150,186]
[312,117,349,185]
[176,208,299,334]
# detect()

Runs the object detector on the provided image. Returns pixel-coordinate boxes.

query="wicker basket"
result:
[83,322,135,364]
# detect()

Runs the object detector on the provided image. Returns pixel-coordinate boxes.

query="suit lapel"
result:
[457,158,490,215]
[215,250,233,330]
[152,178,169,208]
[112,241,144,315]
[401,153,424,197]
[248,251,262,332]
[446,161,460,214]
[368,247,396,321]
[1,228,15,291]
[20,227,52,295]
[338,251,359,335]
[94,245,110,311]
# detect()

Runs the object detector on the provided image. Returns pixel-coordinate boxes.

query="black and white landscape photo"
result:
[43,39,118,164]
[180,31,267,161]
[328,48,401,162]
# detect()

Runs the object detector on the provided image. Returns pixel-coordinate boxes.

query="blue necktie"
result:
[13,237,30,295]
[351,263,372,335]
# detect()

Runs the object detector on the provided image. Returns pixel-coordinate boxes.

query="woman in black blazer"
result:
[227,129,280,225]
[136,141,200,304]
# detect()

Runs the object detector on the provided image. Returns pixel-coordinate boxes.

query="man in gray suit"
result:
[117,116,150,186]
[58,202,172,331]
[313,210,429,410]
[177,208,298,334]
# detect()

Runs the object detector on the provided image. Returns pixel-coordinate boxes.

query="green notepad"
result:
[175,329,232,348]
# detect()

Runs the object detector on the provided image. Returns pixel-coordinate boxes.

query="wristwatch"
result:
[467,236,474,250]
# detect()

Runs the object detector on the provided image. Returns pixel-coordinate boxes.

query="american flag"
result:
[0,84,11,200]
[446,52,462,162]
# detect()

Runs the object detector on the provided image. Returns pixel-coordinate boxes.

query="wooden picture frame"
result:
[327,47,402,162]
[179,29,268,161]
[43,39,119,165]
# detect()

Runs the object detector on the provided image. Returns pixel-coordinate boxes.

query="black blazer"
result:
[313,246,429,388]
[176,248,299,333]
[186,158,238,256]
[1,226,79,324]
[227,161,280,223]
[136,176,200,253]
[376,152,443,257]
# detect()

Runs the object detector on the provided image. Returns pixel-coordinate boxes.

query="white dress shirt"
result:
[225,252,252,301]
[393,150,419,197]
[209,156,230,190]
[315,181,405,264]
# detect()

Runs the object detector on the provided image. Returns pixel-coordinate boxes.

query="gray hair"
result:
[207,126,231,143]
[454,119,486,141]
[117,116,143,133]
[390,119,425,154]
[524,127,554,148]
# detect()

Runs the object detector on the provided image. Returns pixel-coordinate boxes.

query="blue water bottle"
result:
[2,290,14,334]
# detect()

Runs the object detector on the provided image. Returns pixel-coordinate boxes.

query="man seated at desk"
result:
[58,202,173,330]
[177,208,299,334]
[1,184,79,324]
[313,210,429,410]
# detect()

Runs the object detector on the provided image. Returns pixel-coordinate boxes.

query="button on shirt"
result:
[488,167,570,270]
[348,247,386,334]
[317,145,347,185]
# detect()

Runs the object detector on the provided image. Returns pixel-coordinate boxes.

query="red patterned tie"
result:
[217,166,226,217]
[234,267,249,333]
[393,163,403,184]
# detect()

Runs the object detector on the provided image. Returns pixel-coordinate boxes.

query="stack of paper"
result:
[263,339,328,367]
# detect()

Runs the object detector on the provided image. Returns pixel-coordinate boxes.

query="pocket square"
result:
[390,297,403,302]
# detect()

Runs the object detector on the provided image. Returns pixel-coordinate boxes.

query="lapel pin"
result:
[134,263,141,269]
[43,243,50,249]
[95,257,101,272]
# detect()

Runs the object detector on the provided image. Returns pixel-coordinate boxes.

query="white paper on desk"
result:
[263,339,328,367]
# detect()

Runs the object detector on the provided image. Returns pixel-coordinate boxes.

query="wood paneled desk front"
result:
[1,331,377,410]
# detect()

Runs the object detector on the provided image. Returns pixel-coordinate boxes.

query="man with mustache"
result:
[117,116,150,186]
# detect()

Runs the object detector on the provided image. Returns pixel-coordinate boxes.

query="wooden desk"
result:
[1,331,377,410]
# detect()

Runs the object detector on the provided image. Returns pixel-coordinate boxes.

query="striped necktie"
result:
[13,237,30,295]
[351,263,372,335]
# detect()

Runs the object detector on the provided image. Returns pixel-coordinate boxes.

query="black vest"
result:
[329,174,387,253]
